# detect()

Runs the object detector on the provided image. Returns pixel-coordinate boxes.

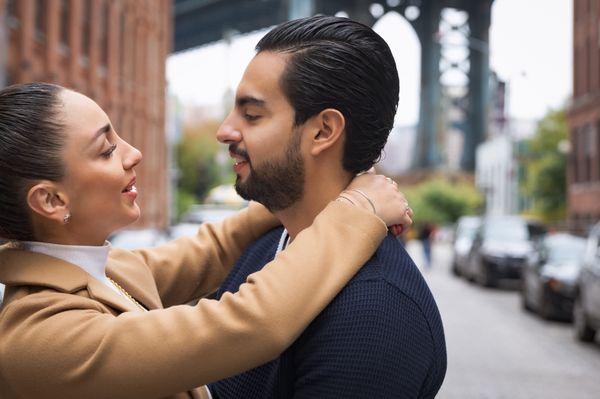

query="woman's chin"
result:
[118,204,142,229]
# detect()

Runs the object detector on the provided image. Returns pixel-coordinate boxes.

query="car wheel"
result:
[521,284,534,312]
[574,296,596,342]
[538,291,553,320]
[477,263,497,288]
[451,261,461,277]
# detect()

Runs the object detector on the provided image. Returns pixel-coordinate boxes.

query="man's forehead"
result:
[236,51,290,106]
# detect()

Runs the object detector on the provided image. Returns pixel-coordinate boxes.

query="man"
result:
[210,16,446,398]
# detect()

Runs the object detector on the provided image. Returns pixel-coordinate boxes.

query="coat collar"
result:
[0,245,153,313]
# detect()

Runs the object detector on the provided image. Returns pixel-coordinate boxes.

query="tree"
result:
[520,109,568,223]
[404,178,483,226]
[175,120,224,216]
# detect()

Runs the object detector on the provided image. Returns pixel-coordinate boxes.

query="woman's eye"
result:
[101,144,117,158]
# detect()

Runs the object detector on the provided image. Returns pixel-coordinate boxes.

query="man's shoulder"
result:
[321,235,445,346]
[350,235,434,303]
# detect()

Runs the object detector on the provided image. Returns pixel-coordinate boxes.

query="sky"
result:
[167,0,573,126]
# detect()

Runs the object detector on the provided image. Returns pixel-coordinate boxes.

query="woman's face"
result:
[58,90,142,243]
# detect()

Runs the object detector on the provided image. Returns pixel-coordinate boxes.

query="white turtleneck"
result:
[23,240,123,297]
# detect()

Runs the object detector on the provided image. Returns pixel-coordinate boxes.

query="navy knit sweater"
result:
[210,228,446,399]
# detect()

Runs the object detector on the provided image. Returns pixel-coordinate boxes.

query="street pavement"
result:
[405,240,600,399]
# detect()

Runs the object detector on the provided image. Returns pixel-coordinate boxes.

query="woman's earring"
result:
[63,213,71,225]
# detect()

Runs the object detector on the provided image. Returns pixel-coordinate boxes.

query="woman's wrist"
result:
[335,190,376,215]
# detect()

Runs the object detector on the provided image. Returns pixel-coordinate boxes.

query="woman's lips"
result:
[122,177,138,199]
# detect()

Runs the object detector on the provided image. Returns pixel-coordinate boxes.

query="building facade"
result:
[0,0,172,229]
[568,0,600,233]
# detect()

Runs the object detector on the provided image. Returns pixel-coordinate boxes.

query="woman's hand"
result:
[337,169,413,235]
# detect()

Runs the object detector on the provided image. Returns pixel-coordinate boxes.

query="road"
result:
[405,240,600,399]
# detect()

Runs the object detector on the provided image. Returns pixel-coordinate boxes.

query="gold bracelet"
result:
[349,189,376,214]
[336,194,357,206]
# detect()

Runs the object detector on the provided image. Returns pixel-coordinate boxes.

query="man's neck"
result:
[273,171,352,241]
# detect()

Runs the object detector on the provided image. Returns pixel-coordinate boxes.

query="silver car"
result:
[574,222,600,342]
[451,216,482,277]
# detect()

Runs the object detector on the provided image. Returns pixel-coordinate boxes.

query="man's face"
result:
[217,51,306,211]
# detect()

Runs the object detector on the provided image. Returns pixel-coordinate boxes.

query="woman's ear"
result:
[27,182,69,224]
[309,108,346,157]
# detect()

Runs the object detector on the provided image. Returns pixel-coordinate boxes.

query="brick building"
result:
[568,0,600,233]
[0,0,172,229]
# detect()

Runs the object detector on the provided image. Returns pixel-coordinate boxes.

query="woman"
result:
[0,83,412,399]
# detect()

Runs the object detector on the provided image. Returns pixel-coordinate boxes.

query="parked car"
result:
[574,222,600,342]
[181,204,243,224]
[521,233,587,320]
[109,228,168,250]
[451,216,482,276]
[466,216,546,287]
[168,223,202,240]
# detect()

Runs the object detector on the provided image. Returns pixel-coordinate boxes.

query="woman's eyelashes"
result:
[101,144,117,159]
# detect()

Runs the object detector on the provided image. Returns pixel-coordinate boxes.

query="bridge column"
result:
[414,0,443,169]
[462,0,492,171]
[288,0,314,19]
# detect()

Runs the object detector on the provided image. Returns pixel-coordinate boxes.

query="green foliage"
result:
[174,188,197,219]
[520,110,567,223]
[175,120,224,216]
[405,178,483,226]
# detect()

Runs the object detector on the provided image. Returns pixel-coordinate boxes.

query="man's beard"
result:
[232,131,305,212]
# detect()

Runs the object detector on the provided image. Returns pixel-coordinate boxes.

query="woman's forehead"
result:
[59,90,110,140]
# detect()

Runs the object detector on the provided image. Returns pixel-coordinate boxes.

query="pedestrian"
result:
[0,82,413,398]
[419,222,434,269]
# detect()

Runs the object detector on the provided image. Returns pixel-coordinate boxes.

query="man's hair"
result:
[256,15,399,173]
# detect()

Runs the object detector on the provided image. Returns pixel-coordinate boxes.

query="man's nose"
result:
[217,124,242,144]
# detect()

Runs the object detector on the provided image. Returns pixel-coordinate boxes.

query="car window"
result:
[484,220,528,241]
[584,230,600,270]
[545,237,587,263]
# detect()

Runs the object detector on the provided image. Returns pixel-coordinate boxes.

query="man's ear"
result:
[27,182,69,224]
[308,108,346,157]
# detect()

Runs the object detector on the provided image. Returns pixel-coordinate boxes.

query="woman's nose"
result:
[123,143,142,170]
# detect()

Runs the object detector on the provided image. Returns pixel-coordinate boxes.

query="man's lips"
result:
[229,148,249,169]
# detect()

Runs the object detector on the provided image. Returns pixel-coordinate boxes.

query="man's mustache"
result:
[229,144,250,162]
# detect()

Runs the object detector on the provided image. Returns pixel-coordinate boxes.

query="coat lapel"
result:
[86,278,143,313]
[0,245,144,314]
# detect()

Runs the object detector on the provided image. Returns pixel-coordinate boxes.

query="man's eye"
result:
[244,114,260,121]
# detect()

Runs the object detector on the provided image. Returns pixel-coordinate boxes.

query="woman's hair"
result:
[0,82,66,241]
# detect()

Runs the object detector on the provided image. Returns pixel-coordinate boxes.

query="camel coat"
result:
[0,201,386,399]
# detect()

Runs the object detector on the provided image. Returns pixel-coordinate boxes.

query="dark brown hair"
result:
[0,82,65,241]
[256,16,399,174]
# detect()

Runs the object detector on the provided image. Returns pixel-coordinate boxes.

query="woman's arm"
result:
[129,202,278,307]
[0,202,387,399]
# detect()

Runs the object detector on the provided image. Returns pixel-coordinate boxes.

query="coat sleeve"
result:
[0,202,387,399]
[129,202,279,306]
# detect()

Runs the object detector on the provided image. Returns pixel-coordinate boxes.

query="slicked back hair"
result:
[256,15,399,173]
[0,83,65,241]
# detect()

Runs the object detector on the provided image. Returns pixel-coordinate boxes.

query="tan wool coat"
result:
[0,201,386,399]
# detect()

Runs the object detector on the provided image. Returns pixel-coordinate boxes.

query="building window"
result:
[34,0,46,42]
[59,0,70,50]
[81,0,91,61]
[7,0,16,17]
[596,121,600,182]
[6,0,19,29]
[99,1,108,69]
